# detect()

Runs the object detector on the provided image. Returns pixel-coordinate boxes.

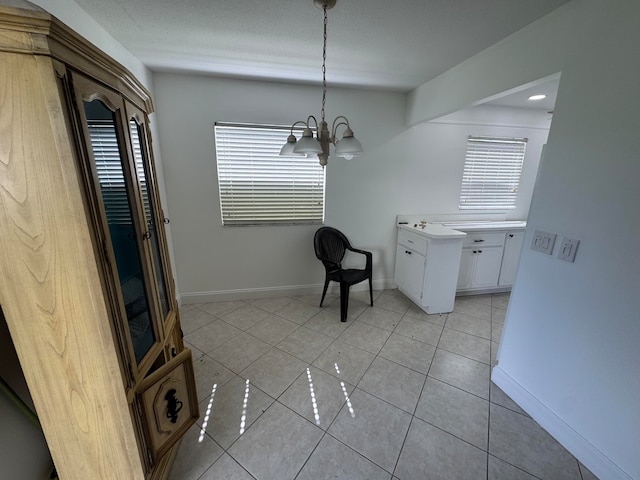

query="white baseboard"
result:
[491,366,632,480]
[455,286,511,297]
[178,278,395,304]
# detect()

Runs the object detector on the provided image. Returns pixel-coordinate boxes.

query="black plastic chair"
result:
[314,227,373,322]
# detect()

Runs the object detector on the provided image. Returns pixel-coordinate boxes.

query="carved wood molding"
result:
[0,5,154,113]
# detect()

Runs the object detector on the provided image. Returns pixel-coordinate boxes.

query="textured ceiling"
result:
[70,0,571,92]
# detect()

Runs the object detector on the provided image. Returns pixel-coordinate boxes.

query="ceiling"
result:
[485,77,559,111]
[71,0,571,93]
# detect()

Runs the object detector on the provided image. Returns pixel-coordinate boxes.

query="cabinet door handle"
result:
[407,239,414,244]
[478,250,483,253]
[509,234,514,238]
[405,250,412,255]
[474,239,485,243]
[472,250,477,254]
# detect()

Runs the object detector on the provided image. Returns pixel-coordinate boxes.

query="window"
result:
[214,123,326,225]
[459,136,527,210]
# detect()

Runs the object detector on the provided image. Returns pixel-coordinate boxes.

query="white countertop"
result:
[399,220,526,238]
[436,221,527,232]
[399,223,467,239]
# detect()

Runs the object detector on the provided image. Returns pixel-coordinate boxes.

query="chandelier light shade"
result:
[334,127,363,160]
[279,133,301,156]
[279,0,363,167]
[293,127,323,154]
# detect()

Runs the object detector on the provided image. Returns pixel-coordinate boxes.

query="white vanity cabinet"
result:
[457,232,506,290]
[452,225,526,294]
[394,217,527,299]
[395,230,427,300]
[498,231,525,286]
[394,225,465,314]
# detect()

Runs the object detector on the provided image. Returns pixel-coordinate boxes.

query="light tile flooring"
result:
[169,290,598,480]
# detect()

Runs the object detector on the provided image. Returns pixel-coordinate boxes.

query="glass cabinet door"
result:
[84,98,156,363]
[76,80,160,367]
[128,114,170,321]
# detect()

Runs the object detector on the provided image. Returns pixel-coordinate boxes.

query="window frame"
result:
[458,135,528,210]
[214,122,326,226]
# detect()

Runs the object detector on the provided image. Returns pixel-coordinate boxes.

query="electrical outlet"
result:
[558,237,580,262]
[531,230,556,255]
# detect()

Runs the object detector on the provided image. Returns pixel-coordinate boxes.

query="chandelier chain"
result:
[280,0,361,166]
[321,4,328,124]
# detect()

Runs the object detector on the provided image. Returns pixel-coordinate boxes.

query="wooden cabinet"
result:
[0,5,197,480]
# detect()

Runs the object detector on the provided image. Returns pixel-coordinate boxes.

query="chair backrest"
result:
[314,227,351,267]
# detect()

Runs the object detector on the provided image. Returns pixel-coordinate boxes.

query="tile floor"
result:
[169,290,598,480]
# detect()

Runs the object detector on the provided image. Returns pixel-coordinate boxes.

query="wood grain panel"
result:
[0,51,144,480]
[0,6,50,54]
[137,349,198,461]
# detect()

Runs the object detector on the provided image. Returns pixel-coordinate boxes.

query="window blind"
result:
[214,123,326,225]
[129,121,151,221]
[459,136,527,210]
[89,121,146,224]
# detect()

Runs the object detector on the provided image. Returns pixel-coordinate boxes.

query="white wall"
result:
[152,73,548,301]
[152,75,404,299]
[0,393,53,479]
[499,3,640,478]
[422,106,550,222]
[405,0,640,478]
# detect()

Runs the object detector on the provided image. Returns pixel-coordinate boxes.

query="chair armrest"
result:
[347,247,372,272]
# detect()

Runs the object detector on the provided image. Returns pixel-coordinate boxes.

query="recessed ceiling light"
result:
[528,94,547,101]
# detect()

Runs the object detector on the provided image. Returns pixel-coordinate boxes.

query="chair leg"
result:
[339,282,349,322]
[319,278,330,307]
[368,277,373,306]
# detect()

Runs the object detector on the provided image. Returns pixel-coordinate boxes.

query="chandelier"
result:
[279,0,363,167]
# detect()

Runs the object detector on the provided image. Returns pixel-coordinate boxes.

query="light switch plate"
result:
[531,230,556,255]
[558,237,580,262]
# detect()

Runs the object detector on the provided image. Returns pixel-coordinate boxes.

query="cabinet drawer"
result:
[398,229,428,255]
[137,349,199,462]
[462,232,505,248]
